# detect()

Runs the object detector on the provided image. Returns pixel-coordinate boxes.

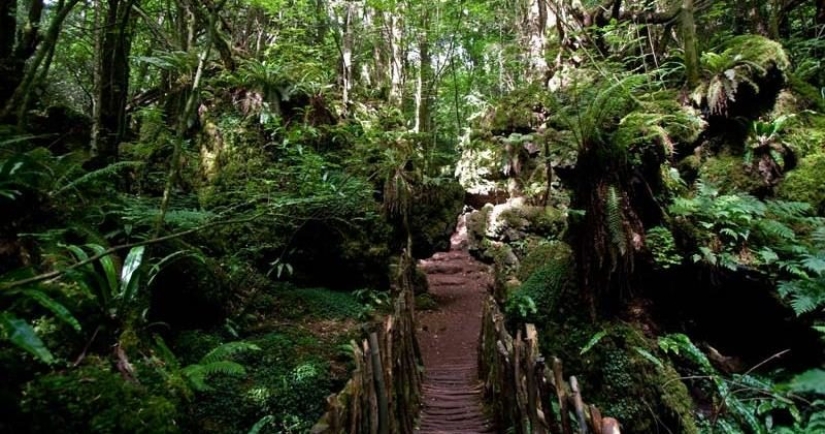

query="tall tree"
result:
[91,0,138,163]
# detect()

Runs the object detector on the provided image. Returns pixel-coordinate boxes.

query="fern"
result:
[200,341,261,365]
[182,360,248,391]
[52,161,143,197]
[692,35,789,116]
[778,278,825,316]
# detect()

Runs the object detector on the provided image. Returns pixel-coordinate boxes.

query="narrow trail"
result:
[415,226,495,434]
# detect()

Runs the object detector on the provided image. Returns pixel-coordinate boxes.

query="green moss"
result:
[272,287,361,320]
[509,247,699,433]
[406,181,465,258]
[466,204,493,253]
[507,243,574,325]
[778,152,825,213]
[787,74,825,112]
[413,266,429,295]
[516,241,573,282]
[486,85,555,133]
[23,358,180,434]
[699,155,764,193]
[583,326,698,434]
[784,112,825,158]
[186,329,338,434]
[523,206,567,238]
[722,35,790,72]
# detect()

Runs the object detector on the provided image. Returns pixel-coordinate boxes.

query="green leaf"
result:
[22,290,81,332]
[120,246,146,302]
[0,313,55,364]
[247,415,275,434]
[634,347,663,368]
[790,369,825,395]
[82,244,118,298]
[580,330,607,355]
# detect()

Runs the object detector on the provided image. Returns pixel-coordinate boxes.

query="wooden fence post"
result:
[553,357,573,434]
[370,332,390,434]
[570,376,587,434]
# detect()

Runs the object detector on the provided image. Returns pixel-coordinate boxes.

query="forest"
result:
[2,0,825,433]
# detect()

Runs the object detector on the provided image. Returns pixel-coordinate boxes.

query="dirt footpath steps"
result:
[415,230,495,434]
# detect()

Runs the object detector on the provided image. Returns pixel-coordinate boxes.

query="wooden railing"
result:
[311,254,422,434]
[480,295,621,434]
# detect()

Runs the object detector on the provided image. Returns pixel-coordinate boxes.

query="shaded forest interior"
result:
[3,0,825,433]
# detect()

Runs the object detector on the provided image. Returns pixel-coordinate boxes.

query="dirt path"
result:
[415,227,495,434]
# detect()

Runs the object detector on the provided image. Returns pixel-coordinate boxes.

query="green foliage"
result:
[0,150,51,201]
[573,326,699,434]
[22,359,180,434]
[692,35,790,116]
[646,226,682,269]
[178,341,261,392]
[516,240,573,282]
[660,333,803,433]
[779,151,825,212]
[183,329,338,434]
[669,181,820,273]
[606,186,626,255]
[272,287,362,320]
[506,243,574,325]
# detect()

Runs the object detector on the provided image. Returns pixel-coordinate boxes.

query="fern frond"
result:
[757,220,796,242]
[198,360,247,377]
[200,341,261,365]
[52,161,143,197]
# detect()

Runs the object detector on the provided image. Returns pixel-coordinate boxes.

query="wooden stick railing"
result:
[311,254,422,434]
[480,295,621,434]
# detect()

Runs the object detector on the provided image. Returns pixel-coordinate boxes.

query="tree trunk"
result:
[341,1,354,115]
[818,0,825,25]
[1,0,81,123]
[415,9,432,135]
[523,0,551,84]
[0,0,46,110]
[91,0,138,164]
[383,9,404,106]
[0,0,18,107]
[681,0,699,88]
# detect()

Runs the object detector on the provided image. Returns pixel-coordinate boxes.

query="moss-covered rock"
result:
[516,240,573,283]
[506,243,575,326]
[522,206,567,239]
[583,326,699,434]
[405,181,465,258]
[466,204,493,255]
[505,246,698,433]
[22,358,180,434]
[699,155,764,193]
[778,152,825,214]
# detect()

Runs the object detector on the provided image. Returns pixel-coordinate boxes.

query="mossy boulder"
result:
[582,326,699,434]
[466,204,493,256]
[778,151,825,214]
[506,242,575,326]
[22,358,180,434]
[506,248,698,433]
[405,181,465,258]
[522,206,567,239]
[516,240,573,283]
[699,155,765,194]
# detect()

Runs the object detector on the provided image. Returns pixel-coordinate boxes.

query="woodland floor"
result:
[415,226,496,434]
